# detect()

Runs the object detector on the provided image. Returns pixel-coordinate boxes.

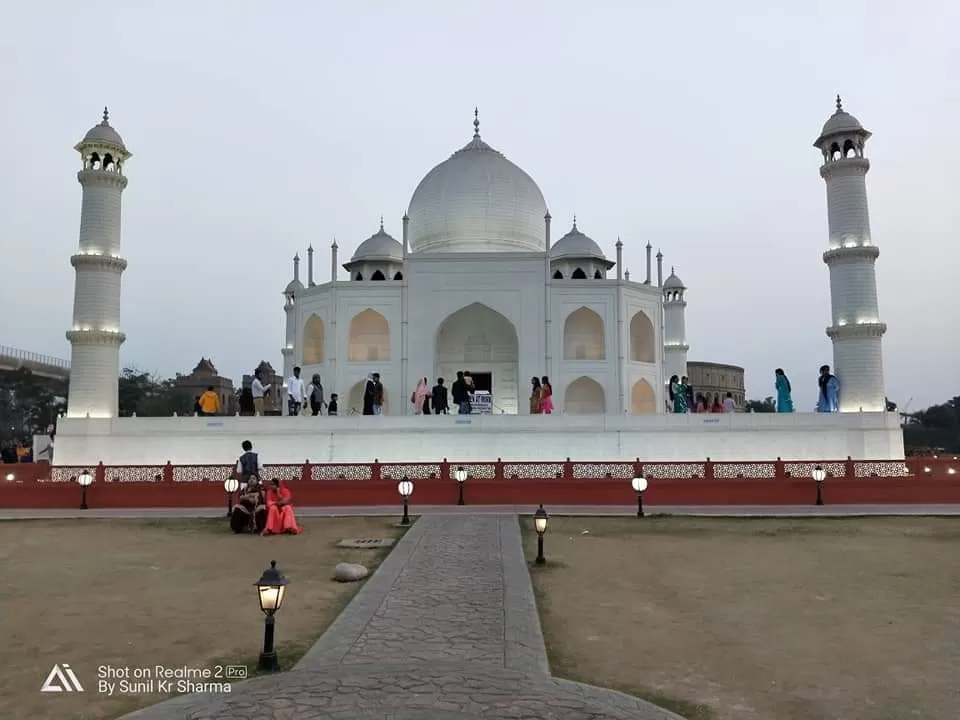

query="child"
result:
[327,393,339,416]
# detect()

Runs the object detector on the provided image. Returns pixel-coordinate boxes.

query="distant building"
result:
[175,358,236,415]
[686,361,745,409]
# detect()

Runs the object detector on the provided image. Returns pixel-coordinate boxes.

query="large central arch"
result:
[435,303,520,414]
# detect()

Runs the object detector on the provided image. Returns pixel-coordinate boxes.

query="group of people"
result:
[529,376,555,414]
[769,365,841,413]
[228,440,302,535]
[667,374,738,414]
[284,366,340,416]
[410,376,451,414]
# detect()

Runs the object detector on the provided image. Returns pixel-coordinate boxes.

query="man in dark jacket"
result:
[432,377,449,415]
[451,371,468,414]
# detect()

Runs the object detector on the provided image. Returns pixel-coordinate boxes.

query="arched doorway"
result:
[348,309,390,361]
[564,376,606,414]
[563,307,605,360]
[629,311,655,363]
[347,379,389,415]
[435,303,519,414]
[630,379,656,415]
[302,314,325,364]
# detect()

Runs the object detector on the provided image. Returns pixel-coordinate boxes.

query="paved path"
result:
[5,504,960,520]
[123,515,682,720]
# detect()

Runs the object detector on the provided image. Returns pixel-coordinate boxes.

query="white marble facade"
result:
[282,115,672,416]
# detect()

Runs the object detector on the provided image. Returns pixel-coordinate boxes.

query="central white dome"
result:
[407,118,548,253]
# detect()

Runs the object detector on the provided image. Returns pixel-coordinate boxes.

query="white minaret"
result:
[66,108,131,419]
[662,267,688,382]
[814,96,887,412]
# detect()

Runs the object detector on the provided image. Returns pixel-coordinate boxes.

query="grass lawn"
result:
[524,516,960,720]
[0,516,404,720]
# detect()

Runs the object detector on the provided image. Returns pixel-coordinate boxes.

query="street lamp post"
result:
[254,560,290,672]
[454,466,467,506]
[224,477,239,518]
[398,478,414,525]
[813,465,826,506]
[630,476,649,518]
[77,469,94,510]
[533,504,549,565]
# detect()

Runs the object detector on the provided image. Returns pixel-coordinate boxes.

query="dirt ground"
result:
[0,516,403,720]
[524,516,960,720]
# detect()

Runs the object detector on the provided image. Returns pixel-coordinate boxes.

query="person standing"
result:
[529,377,543,414]
[197,386,220,416]
[722,392,736,413]
[308,374,326,416]
[775,368,794,412]
[816,364,840,412]
[669,375,689,413]
[372,373,384,415]
[451,371,467,414]
[362,374,377,415]
[412,377,429,415]
[286,366,306,416]
[251,369,271,417]
[540,376,554,414]
[431,377,449,415]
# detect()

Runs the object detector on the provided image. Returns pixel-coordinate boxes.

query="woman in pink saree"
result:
[262,479,302,535]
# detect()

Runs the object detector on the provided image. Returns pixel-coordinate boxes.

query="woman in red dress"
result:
[262,478,302,535]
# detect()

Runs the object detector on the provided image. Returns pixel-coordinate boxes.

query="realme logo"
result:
[40,664,84,693]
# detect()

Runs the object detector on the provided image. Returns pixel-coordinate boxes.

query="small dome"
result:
[663,268,685,289]
[550,221,606,260]
[350,223,403,263]
[407,111,549,254]
[815,96,869,146]
[78,108,127,149]
[284,278,304,294]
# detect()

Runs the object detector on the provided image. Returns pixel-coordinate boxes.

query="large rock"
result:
[333,562,369,582]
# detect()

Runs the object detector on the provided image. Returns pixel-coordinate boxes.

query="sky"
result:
[1,0,958,412]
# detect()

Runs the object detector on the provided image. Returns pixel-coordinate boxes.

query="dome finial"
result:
[473,107,480,138]
[102,106,110,124]
[671,265,675,274]
[836,94,843,112]
[572,214,577,229]
[379,215,384,231]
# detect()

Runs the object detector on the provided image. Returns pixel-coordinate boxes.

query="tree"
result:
[903,395,960,453]
[744,396,776,413]
[0,368,67,446]
[118,368,192,417]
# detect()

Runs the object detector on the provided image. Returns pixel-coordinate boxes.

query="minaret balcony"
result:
[70,253,128,271]
[826,322,887,340]
[819,156,869,178]
[823,245,879,264]
[66,328,127,345]
[77,168,129,188]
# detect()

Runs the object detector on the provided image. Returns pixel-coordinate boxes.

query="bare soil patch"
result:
[0,516,403,720]
[524,516,960,720]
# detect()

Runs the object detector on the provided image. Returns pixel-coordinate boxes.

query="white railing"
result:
[0,345,70,370]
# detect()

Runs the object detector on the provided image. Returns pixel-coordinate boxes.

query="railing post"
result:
[774,456,785,480]
[634,457,642,478]
[163,461,174,483]
[301,460,311,482]
[95,461,106,483]
[441,457,450,481]
[845,456,855,479]
[371,458,381,482]
[564,457,573,480]
[704,457,715,480]
[495,457,504,481]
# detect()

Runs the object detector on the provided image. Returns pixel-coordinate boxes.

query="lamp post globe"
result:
[533,504,549,564]
[224,477,239,517]
[630,475,648,517]
[254,560,290,672]
[454,466,467,505]
[813,465,826,506]
[398,477,414,525]
[77,469,94,510]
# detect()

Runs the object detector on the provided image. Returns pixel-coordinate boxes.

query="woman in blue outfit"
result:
[775,368,794,412]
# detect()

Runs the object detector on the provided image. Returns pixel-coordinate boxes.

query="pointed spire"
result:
[102,106,110,124]
[656,249,663,259]
[836,94,843,112]
[307,244,313,252]
[331,237,338,249]
[572,214,578,230]
[473,107,480,138]
[671,265,675,274]
[646,241,652,249]
[294,252,300,262]
[379,215,385,231]
[616,236,623,247]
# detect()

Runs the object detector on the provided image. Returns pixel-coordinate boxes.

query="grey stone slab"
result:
[335,537,396,548]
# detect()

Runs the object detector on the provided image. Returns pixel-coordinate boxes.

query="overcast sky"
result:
[2,1,957,411]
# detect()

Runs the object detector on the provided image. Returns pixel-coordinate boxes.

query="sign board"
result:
[471,391,493,415]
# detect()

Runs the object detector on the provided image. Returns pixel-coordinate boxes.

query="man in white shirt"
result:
[722,392,737,413]
[286,366,306,416]
[251,369,271,417]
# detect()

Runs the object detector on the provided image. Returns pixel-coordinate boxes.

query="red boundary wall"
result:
[1,457,958,509]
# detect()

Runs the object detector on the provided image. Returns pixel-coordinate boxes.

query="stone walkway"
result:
[123,515,682,719]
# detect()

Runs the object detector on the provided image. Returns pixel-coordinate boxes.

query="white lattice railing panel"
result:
[572,463,635,479]
[381,464,440,481]
[502,463,564,479]
[310,464,373,481]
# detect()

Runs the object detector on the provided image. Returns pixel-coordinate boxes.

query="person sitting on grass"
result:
[261,478,302,535]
